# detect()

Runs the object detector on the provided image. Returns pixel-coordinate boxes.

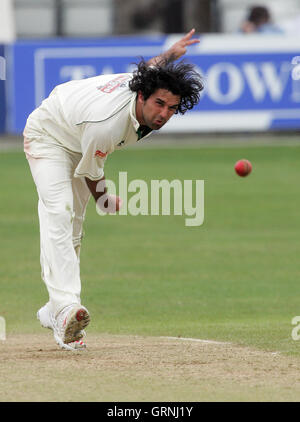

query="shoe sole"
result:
[60,340,87,351]
[63,306,90,344]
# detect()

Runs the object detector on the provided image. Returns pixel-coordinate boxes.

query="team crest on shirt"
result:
[97,75,130,94]
[95,150,107,158]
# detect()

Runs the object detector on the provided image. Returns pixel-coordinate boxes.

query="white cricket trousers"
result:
[26,145,91,317]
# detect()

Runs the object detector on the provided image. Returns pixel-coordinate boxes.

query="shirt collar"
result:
[130,93,153,140]
[130,93,140,132]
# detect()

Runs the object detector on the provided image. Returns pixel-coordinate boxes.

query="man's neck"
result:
[135,98,145,126]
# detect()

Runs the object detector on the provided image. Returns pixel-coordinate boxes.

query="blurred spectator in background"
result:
[116,0,215,36]
[131,0,184,34]
[278,14,300,36]
[240,5,283,34]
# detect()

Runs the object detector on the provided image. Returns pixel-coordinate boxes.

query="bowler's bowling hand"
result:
[167,28,200,60]
[97,194,123,214]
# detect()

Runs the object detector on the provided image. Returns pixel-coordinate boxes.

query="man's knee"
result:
[47,206,75,240]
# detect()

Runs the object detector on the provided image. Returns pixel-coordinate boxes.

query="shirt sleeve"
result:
[74,121,115,180]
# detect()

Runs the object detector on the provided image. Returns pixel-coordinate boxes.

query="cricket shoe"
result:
[37,303,88,350]
[51,304,90,346]
[58,338,87,351]
[37,303,53,330]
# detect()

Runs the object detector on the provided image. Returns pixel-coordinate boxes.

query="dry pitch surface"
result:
[1,333,300,402]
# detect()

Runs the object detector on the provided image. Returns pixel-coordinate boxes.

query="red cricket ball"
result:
[234,159,252,177]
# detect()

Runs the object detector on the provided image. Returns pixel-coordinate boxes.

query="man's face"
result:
[136,89,181,130]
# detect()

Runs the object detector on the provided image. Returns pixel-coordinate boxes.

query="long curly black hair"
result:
[129,59,204,114]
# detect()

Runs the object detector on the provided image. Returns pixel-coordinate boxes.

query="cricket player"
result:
[23,29,203,351]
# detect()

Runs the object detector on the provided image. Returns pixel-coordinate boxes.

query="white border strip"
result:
[164,34,300,54]
[197,35,300,54]
[160,109,300,132]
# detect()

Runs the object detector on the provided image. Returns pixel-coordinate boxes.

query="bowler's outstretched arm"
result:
[147,28,200,66]
[85,176,107,203]
[85,177,122,213]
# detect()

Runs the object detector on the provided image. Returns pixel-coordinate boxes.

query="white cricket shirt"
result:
[24,73,153,180]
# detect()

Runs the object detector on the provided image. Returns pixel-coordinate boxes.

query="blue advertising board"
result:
[0,45,5,133]
[5,34,300,133]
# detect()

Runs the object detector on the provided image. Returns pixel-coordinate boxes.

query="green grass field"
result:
[1,139,300,357]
